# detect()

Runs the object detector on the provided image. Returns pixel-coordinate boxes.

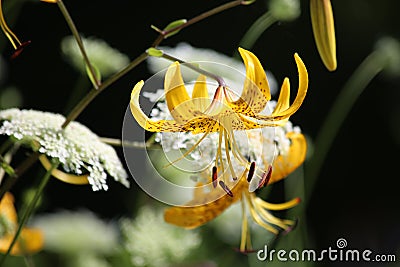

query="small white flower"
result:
[120,206,201,267]
[61,35,130,77]
[0,108,129,191]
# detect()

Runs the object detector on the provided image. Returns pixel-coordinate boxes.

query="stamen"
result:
[280,218,298,236]
[219,180,233,197]
[223,129,237,181]
[247,162,255,182]
[11,40,31,59]
[254,197,301,211]
[212,166,218,188]
[258,165,272,188]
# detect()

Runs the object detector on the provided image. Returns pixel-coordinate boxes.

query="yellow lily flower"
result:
[0,0,30,58]
[164,130,307,252]
[130,47,308,193]
[0,192,44,255]
[310,0,337,71]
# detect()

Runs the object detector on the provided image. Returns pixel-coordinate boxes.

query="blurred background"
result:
[0,0,399,266]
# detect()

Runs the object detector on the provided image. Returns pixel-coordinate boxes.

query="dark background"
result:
[1,0,400,264]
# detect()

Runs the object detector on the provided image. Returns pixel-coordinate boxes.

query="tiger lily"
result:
[0,192,43,255]
[130,47,308,194]
[164,130,307,252]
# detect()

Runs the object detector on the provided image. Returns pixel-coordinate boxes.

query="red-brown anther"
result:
[11,40,31,59]
[258,165,272,189]
[219,180,233,197]
[247,162,256,182]
[212,166,218,188]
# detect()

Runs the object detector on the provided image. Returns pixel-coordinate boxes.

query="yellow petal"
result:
[255,53,308,123]
[39,155,89,185]
[227,48,271,115]
[0,192,17,224]
[191,74,211,112]
[272,78,290,115]
[310,0,337,71]
[165,62,199,123]
[130,80,188,132]
[164,178,247,228]
[0,228,44,255]
[268,132,307,183]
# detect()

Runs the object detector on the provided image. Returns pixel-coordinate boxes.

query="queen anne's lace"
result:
[0,109,129,191]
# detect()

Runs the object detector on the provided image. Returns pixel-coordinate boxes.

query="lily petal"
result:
[227,48,271,115]
[310,0,337,71]
[272,78,290,116]
[267,132,307,183]
[130,80,188,132]
[165,62,200,123]
[0,228,44,255]
[164,179,247,229]
[0,192,17,224]
[255,53,308,122]
[192,74,211,112]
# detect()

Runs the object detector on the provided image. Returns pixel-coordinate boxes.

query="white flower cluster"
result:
[120,206,201,267]
[61,35,130,77]
[0,109,129,191]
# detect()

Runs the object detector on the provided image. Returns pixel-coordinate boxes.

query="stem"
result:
[238,11,276,50]
[0,152,40,202]
[160,52,226,87]
[0,159,59,267]
[304,51,385,202]
[99,137,156,149]
[62,0,252,127]
[62,52,148,128]
[56,0,100,89]
[151,0,246,47]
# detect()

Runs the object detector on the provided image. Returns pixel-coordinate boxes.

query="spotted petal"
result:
[164,179,247,229]
[227,48,271,116]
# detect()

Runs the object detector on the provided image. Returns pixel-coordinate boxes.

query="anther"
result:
[247,162,256,182]
[258,165,272,189]
[11,40,31,59]
[212,166,218,188]
[219,180,233,197]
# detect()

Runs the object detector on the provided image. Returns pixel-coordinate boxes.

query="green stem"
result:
[151,0,247,47]
[0,152,40,202]
[160,52,226,86]
[61,52,148,128]
[56,0,100,89]
[304,51,385,203]
[238,11,277,50]
[0,159,59,267]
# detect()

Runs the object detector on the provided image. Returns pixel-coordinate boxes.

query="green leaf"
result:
[163,19,187,38]
[146,47,164,57]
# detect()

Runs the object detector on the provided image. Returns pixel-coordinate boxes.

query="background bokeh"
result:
[1,0,400,266]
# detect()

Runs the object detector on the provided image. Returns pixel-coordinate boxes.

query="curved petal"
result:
[130,80,188,132]
[191,74,211,112]
[226,48,271,116]
[164,179,247,229]
[39,155,89,185]
[272,78,290,116]
[253,53,309,124]
[165,62,199,123]
[268,132,307,183]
